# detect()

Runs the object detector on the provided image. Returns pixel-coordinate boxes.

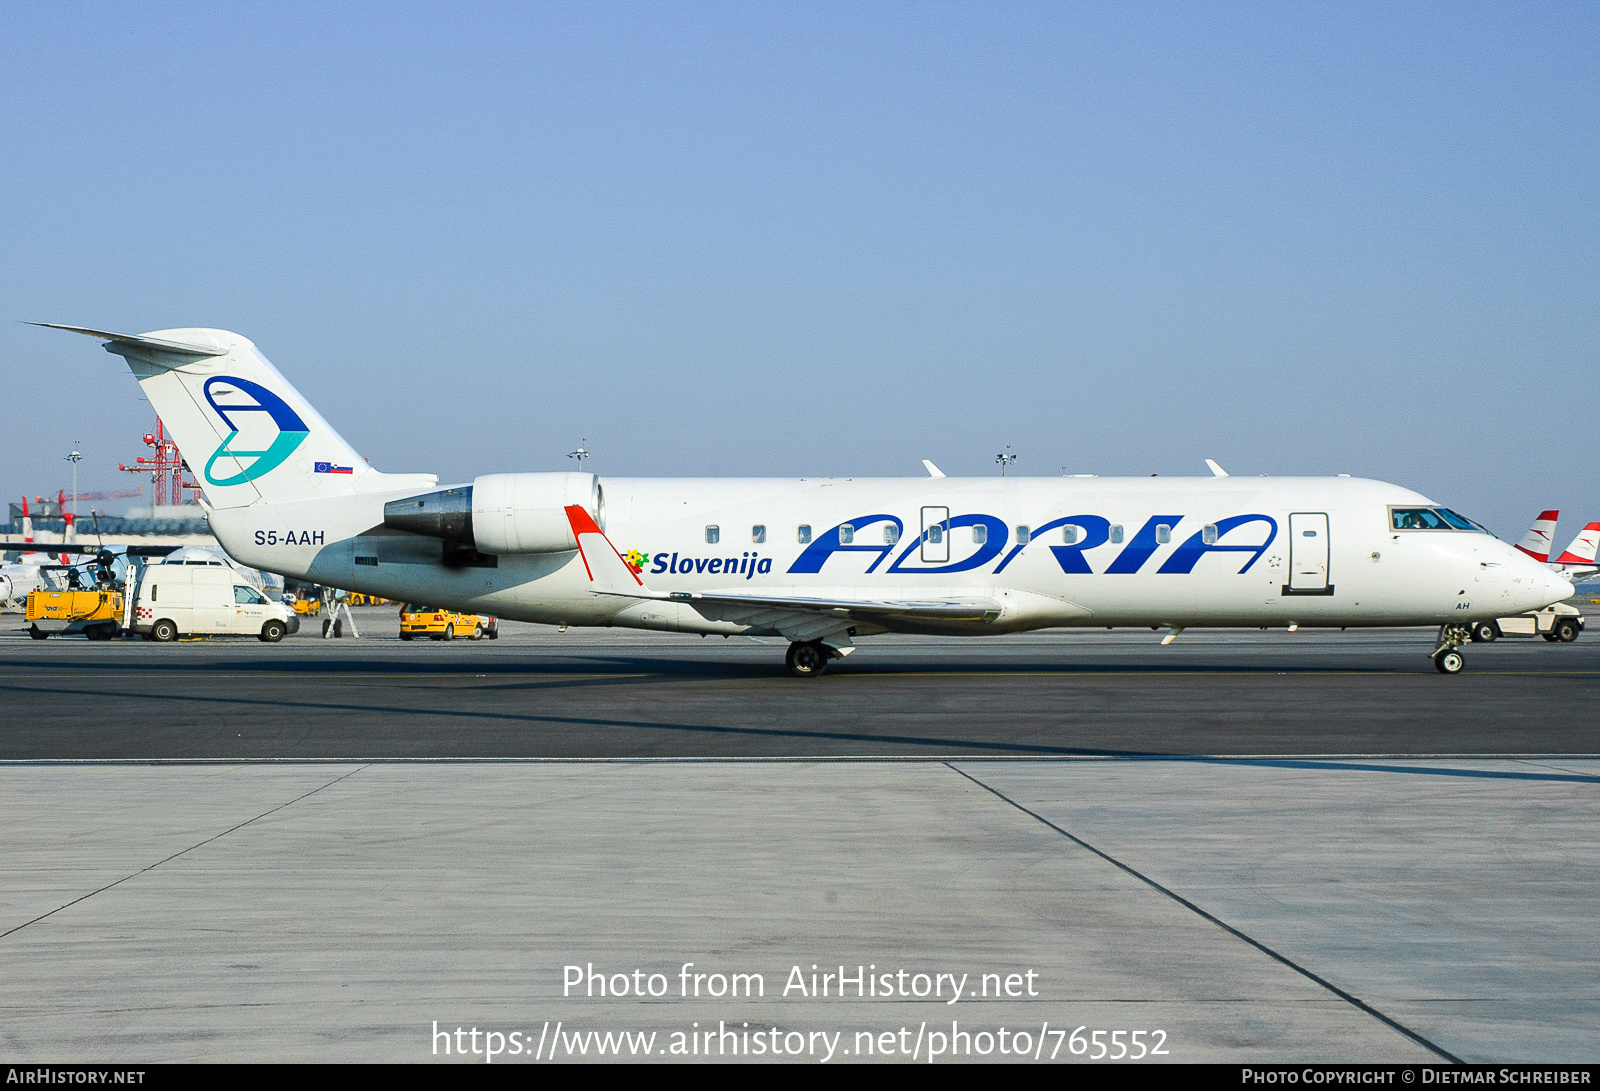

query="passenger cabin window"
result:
[797,525,812,544]
[972,524,988,545]
[1155,524,1171,545]
[926,525,943,544]
[1062,525,1079,545]
[1109,525,1124,544]
[839,524,854,544]
[884,525,899,544]
[705,525,720,544]
[1202,524,1218,545]
[751,525,766,544]
[1016,525,1030,545]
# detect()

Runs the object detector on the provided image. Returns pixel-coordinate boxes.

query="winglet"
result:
[564,505,647,592]
[922,459,946,479]
[1205,459,1228,478]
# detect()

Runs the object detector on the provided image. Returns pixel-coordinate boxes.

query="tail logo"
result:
[202,377,311,486]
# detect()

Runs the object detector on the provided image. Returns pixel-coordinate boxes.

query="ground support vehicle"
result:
[25,589,124,640]
[126,563,299,642]
[1470,602,1584,644]
[399,605,498,641]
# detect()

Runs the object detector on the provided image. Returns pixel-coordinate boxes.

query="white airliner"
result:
[0,553,68,609]
[39,324,1573,675]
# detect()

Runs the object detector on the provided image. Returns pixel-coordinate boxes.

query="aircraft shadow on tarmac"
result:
[3,634,1596,760]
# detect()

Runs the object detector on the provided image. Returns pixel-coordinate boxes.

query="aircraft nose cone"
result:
[1505,550,1573,611]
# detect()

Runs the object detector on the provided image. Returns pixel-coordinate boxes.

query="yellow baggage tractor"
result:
[26,589,124,641]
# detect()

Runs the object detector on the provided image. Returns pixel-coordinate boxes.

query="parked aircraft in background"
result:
[1513,510,1599,584]
[1551,522,1599,585]
[41,323,1573,675]
[154,544,279,593]
[1516,510,1560,562]
[0,552,69,608]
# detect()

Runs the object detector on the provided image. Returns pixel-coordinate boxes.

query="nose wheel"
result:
[1431,624,1471,675]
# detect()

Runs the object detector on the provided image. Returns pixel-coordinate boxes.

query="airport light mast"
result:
[996,447,1017,476]
[64,446,81,518]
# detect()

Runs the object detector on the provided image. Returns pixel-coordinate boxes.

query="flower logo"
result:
[623,550,650,575]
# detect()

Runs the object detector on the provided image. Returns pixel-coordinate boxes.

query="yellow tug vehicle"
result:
[27,589,124,641]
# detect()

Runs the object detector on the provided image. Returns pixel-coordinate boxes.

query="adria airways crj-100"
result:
[41,324,1572,676]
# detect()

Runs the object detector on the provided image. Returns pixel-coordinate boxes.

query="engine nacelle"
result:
[383,473,603,556]
[471,472,603,554]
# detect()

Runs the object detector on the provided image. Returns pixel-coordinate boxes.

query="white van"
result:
[130,564,298,642]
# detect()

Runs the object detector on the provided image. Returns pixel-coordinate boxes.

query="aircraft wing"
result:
[562,505,1001,645]
[655,588,1001,624]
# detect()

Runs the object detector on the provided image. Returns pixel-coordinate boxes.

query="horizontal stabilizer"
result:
[29,323,227,359]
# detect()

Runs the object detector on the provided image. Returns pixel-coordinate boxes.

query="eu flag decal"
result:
[314,462,354,474]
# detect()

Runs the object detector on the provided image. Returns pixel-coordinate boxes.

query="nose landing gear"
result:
[1432,623,1471,674]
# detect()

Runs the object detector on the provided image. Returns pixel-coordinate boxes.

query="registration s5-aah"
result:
[40,324,1573,676]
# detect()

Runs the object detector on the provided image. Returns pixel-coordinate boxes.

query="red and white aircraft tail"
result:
[1516,510,1560,562]
[1553,521,1600,580]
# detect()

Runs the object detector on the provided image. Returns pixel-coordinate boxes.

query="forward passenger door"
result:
[1287,513,1330,593]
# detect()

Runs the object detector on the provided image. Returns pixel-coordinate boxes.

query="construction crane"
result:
[118,418,200,509]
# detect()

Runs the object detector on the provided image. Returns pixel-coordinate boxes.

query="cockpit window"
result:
[1390,507,1485,532]
[1401,508,1452,527]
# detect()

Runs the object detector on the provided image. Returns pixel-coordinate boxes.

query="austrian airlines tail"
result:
[32,325,435,508]
[1516,510,1560,562]
[1553,521,1600,580]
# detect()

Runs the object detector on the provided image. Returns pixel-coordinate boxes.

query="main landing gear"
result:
[1432,623,1470,675]
[785,641,832,679]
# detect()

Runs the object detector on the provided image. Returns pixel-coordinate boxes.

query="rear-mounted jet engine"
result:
[384,472,603,567]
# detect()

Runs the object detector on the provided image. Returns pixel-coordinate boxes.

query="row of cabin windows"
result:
[703,522,1222,546]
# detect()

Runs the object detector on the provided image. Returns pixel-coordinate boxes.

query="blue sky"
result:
[2,1,1595,539]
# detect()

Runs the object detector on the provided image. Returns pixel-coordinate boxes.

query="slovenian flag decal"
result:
[314,462,354,474]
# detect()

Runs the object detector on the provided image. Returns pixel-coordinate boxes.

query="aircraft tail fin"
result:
[37,324,436,509]
[1554,522,1600,567]
[1515,510,1560,562]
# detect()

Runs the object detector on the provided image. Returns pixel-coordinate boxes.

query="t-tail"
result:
[34,324,435,509]
[1515,510,1559,562]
